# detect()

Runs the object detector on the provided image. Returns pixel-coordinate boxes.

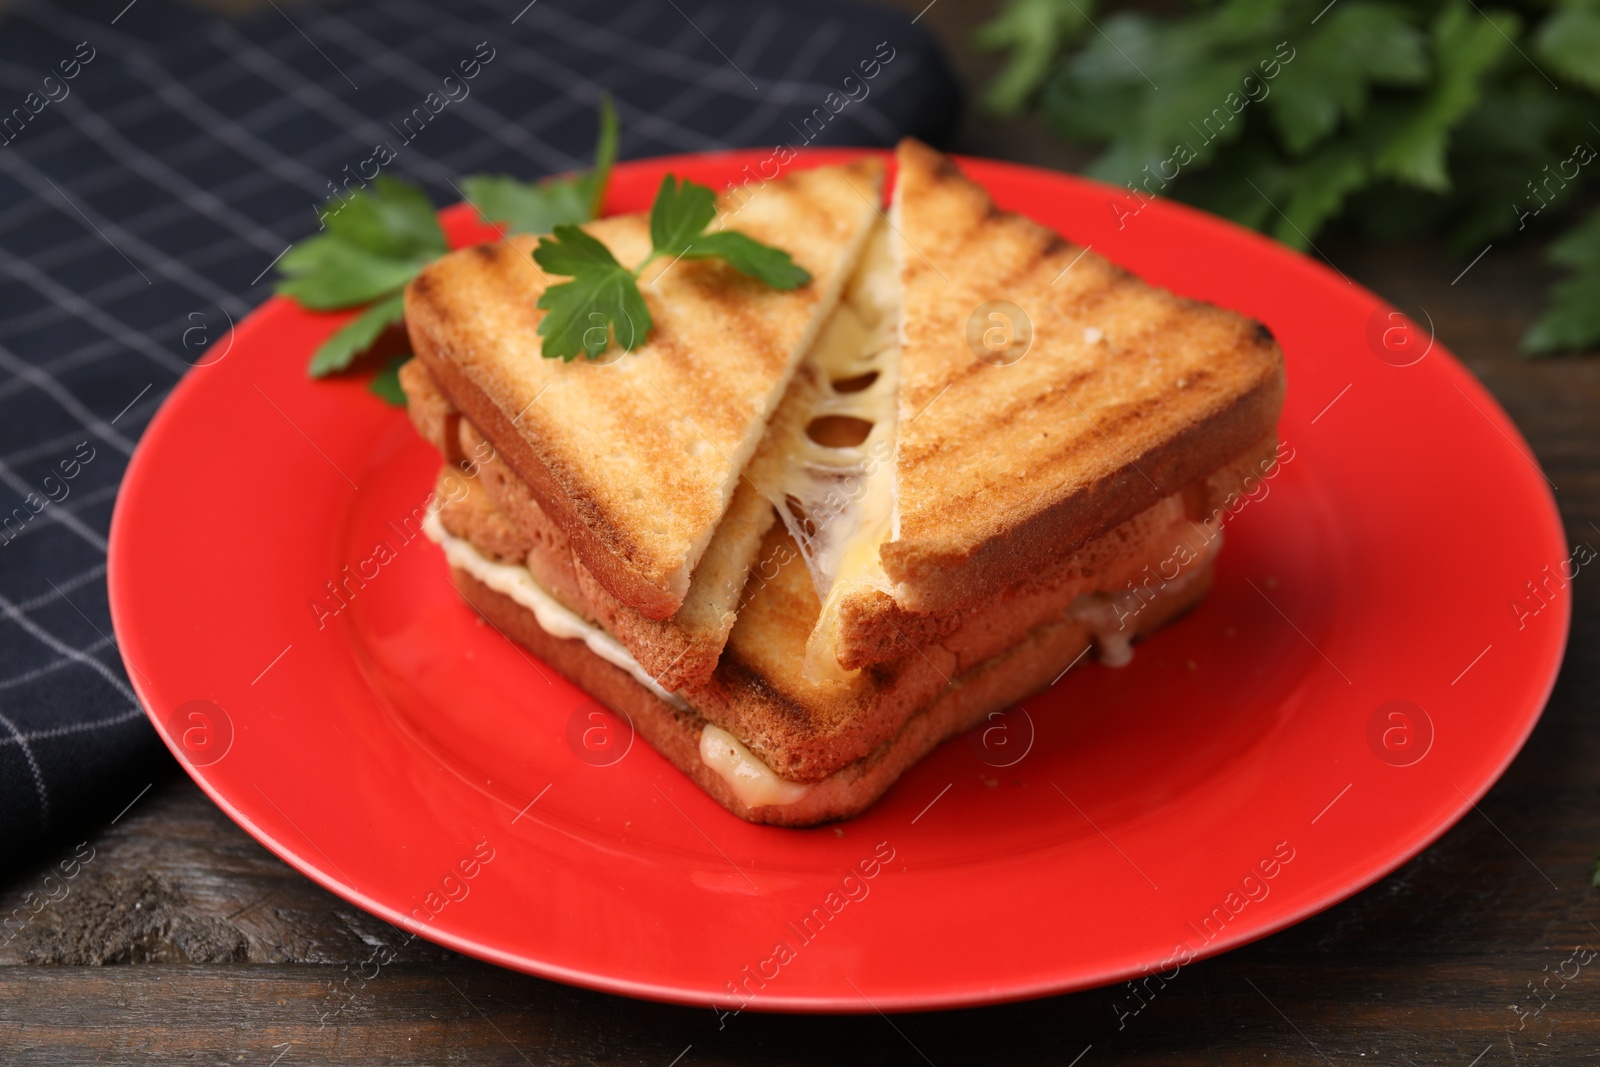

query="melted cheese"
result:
[1068,523,1223,667]
[424,512,686,707]
[699,724,811,808]
[428,513,813,808]
[757,222,901,684]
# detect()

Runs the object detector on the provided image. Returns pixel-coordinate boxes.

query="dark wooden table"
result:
[4,1,1598,1062]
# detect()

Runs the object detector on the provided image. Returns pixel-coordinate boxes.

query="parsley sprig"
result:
[276,98,618,399]
[278,178,445,379]
[462,96,617,236]
[978,0,1600,355]
[533,175,812,361]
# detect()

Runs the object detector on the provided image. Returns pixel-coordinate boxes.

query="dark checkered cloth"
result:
[0,0,959,854]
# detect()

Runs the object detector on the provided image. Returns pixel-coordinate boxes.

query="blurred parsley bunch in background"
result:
[977,0,1600,353]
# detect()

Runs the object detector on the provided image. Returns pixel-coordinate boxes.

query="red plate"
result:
[108,149,1569,1012]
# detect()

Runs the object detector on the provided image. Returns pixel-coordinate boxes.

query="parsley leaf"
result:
[321,176,448,261]
[307,291,406,377]
[1265,3,1428,157]
[645,175,810,288]
[463,173,591,236]
[1369,3,1516,193]
[679,231,813,289]
[1524,208,1600,355]
[277,241,427,313]
[647,175,719,260]
[532,174,810,361]
[280,100,617,380]
[581,94,620,220]
[975,0,1098,116]
[276,180,445,378]
[464,96,618,234]
[982,0,1600,354]
[537,267,651,361]
[369,353,413,406]
[1534,6,1600,94]
[534,225,650,360]
[533,222,630,277]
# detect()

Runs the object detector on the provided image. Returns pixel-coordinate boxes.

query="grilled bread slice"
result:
[880,140,1284,615]
[403,361,776,692]
[435,469,1219,787]
[827,432,1284,671]
[405,159,885,622]
[452,559,1211,825]
[759,142,1283,681]
[431,486,1214,825]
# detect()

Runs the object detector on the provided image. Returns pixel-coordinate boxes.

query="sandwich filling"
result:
[699,724,812,807]
[429,490,1221,811]
[755,222,902,684]
[425,511,685,708]
[1068,522,1223,667]
[425,509,815,807]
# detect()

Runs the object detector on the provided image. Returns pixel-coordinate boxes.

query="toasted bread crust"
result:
[436,470,533,565]
[461,417,776,691]
[448,557,1211,825]
[442,466,1223,784]
[399,357,461,465]
[831,434,1282,670]
[568,477,775,692]
[456,420,773,691]
[882,140,1285,614]
[404,363,779,691]
[687,506,1217,781]
[407,159,885,620]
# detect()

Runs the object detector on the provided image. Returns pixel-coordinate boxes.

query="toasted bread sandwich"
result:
[400,143,1285,824]
[406,159,886,621]
[772,140,1285,683]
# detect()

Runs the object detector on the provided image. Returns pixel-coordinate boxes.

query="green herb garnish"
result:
[278,179,444,382]
[533,175,811,361]
[978,0,1600,355]
[463,96,618,235]
[277,99,619,397]
[368,353,411,405]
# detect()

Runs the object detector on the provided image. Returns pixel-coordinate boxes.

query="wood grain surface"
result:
[3,1,1598,1063]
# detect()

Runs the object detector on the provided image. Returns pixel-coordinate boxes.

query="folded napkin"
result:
[0,0,960,853]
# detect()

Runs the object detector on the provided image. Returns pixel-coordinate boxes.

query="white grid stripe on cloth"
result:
[205,21,483,191]
[0,706,51,819]
[0,457,111,553]
[0,484,123,553]
[0,347,138,456]
[308,9,583,174]
[0,638,115,694]
[0,146,257,320]
[0,247,194,377]
[121,53,335,197]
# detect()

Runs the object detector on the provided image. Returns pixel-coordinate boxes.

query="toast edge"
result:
[881,342,1286,616]
[448,560,1213,826]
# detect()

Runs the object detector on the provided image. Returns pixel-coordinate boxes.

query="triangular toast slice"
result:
[400,357,776,692]
[767,141,1285,682]
[406,159,885,621]
[882,140,1284,614]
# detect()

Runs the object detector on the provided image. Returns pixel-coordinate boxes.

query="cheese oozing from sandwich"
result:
[699,724,812,808]
[755,222,902,684]
[1067,522,1223,667]
[425,510,685,707]
[424,510,813,808]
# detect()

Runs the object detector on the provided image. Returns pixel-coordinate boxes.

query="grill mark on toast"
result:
[886,140,1285,614]
[405,162,884,618]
